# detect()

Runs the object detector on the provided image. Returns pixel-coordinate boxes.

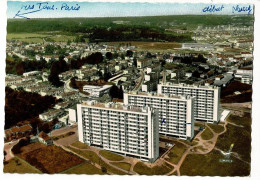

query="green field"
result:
[61,162,105,175]
[201,127,214,140]
[4,157,42,174]
[133,162,173,175]
[180,150,250,176]
[71,141,90,149]
[7,32,77,43]
[166,141,187,164]
[110,162,131,172]
[99,150,124,161]
[216,113,251,163]
[207,123,225,133]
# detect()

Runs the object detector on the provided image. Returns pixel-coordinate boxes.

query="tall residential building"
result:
[158,83,220,123]
[124,92,194,140]
[77,101,159,162]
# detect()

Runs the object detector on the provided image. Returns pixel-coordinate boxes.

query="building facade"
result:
[124,92,194,140]
[83,85,112,97]
[158,83,220,123]
[77,101,159,162]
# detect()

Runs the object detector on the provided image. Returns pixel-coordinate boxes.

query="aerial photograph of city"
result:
[3,0,255,177]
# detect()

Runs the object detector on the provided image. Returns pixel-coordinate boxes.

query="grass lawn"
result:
[133,162,173,175]
[52,131,75,141]
[67,146,127,175]
[71,141,90,149]
[49,35,76,42]
[207,123,225,133]
[180,150,250,176]
[61,162,105,175]
[99,150,124,161]
[6,33,47,43]
[170,171,178,175]
[4,157,42,174]
[7,32,77,43]
[166,141,187,164]
[110,162,131,172]
[99,160,127,175]
[67,146,100,163]
[216,124,251,163]
[201,127,214,140]
[179,139,199,146]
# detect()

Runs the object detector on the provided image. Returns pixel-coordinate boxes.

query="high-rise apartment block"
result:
[158,83,220,123]
[124,92,194,140]
[77,101,159,162]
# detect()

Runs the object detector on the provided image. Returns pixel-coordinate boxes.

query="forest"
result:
[5,87,59,130]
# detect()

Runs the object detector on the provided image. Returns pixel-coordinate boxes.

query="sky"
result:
[7,1,254,19]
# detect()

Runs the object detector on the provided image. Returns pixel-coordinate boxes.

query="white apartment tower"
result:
[77,101,159,162]
[158,83,220,123]
[124,92,194,140]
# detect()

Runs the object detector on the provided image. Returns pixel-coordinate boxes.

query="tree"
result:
[120,54,125,60]
[105,52,113,60]
[101,167,107,173]
[133,57,137,67]
[45,45,55,54]
[118,85,124,99]
[16,62,25,75]
[109,85,119,99]
[126,50,133,57]
[48,73,63,87]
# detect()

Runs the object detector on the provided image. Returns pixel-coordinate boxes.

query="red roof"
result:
[38,131,51,141]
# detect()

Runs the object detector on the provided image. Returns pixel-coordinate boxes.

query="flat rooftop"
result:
[81,101,150,114]
[126,91,191,100]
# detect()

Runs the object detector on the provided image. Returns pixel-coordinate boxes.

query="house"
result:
[4,124,33,142]
[38,131,53,145]
[83,85,112,97]
[39,109,64,121]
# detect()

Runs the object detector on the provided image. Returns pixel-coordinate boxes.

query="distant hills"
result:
[7,15,254,34]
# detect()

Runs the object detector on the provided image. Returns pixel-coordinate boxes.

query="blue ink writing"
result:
[14,2,81,19]
[232,5,252,15]
[161,118,166,124]
[61,3,80,11]
[202,5,224,13]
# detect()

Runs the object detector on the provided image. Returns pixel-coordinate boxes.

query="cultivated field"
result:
[17,144,84,174]
[6,33,76,43]
[106,41,181,51]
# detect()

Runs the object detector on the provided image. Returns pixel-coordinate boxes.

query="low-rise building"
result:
[83,85,112,97]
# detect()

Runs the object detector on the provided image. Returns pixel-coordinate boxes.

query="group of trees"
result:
[5,87,58,130]
[109,85,124,99]
[48,57,68,86]
[70,52,103,70]
[88,27,192,43]
[173,54,207,64]
[6,55,53,75]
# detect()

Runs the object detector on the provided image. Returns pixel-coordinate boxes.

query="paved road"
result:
[4,140,19,161]
[133,69,144,91]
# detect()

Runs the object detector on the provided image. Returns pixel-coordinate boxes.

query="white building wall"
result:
[77,104,84,143]
[77,103,159,162]
[124,93,194,140]
[158,84,220,123]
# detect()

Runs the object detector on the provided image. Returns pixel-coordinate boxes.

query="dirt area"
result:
[18,145,84,174]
